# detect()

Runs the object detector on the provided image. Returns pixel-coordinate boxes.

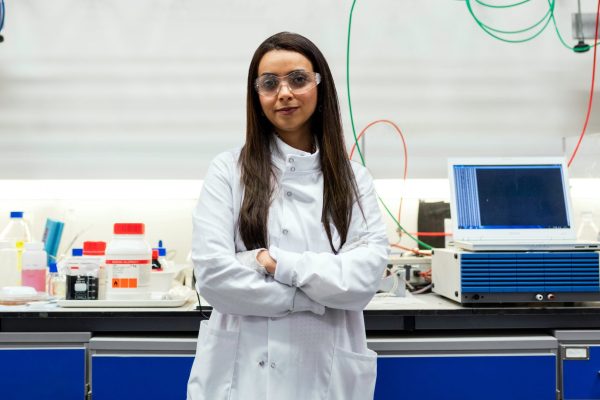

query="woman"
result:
[188,32,389,400]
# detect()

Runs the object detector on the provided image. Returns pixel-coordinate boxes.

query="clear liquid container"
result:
[577,211,600,241]
[0,211,32,246]
[46,261,66,299]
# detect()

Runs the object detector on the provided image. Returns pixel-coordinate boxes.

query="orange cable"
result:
[349,120,408,226]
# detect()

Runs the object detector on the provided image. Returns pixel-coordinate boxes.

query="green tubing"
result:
[347,0,365,166]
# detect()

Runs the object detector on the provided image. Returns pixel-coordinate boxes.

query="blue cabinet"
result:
[0,333,88,400]
[555,330,600,400]
[92,355,194,400]
[90,337,196,400]
[370,335,558,400]
[0,348,86,400]
[374,354,556,400]
[562,346,600,399]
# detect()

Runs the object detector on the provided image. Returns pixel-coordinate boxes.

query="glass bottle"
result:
[46,261,66,299]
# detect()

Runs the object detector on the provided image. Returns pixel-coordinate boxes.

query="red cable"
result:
[349,120,408,180]
[408,232,452,237]
[349,120,408,223]
[568,0,600,168]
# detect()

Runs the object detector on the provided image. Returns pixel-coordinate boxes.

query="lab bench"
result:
[2,295,600,399]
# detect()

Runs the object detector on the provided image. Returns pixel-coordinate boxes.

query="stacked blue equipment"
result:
[432,249,600,303]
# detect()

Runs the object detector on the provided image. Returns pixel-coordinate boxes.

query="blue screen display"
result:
[453,164,570,230]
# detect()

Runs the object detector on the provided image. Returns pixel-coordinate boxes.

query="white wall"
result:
[1,1,600,259]
[0,0,599,179]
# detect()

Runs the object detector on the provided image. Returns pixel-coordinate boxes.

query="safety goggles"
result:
[255,71,321,97]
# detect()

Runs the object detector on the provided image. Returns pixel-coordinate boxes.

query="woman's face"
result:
[256,50,318,139]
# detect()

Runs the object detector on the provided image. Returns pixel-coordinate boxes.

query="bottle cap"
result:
[72,248,83,257]
[83,241,107,255]
[156,240,167,257]
[48,262,58,273]
[9,211,23,218]
[152,249,159,259]
[114,223,145,235]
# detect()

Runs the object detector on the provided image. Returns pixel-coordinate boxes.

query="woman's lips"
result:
[276,107,298,116]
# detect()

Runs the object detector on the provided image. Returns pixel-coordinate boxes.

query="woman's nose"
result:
[277,83,294,100]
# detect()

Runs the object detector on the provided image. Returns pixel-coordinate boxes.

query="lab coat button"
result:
[270,362,276,369]
[286,191,292,197]
[290,167,296,172]
[258,360,265,367]
[289,158,295,163]
[282,229,289,235]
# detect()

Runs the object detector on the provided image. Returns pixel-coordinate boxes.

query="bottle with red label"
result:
[105,223,152,300]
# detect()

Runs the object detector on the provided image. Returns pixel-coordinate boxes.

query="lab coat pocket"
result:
[327,347,377,400]
[187,320,240,400]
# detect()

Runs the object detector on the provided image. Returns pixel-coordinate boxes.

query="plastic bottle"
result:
[46,261,66,299]
[105,223,152,300]
[83,241,107,300]
[0,211,32,245]
[0,240,19,287]
[21,242,47,292]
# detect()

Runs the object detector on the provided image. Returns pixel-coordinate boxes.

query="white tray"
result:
[57,298,187,308]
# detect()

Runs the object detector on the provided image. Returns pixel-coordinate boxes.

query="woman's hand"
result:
[257,249,277,275]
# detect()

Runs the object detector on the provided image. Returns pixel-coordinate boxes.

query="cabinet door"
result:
[563,346,600,399]
[375,354,556,400]
[92,355,195,400]
[0,348,86,400]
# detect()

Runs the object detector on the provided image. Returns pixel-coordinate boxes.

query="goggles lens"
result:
[255,71,321,96]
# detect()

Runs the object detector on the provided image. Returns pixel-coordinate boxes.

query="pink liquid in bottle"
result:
[22,269,46,292]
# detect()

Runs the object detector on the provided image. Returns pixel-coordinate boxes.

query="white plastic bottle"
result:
[0,211,32,245]
[21,242,47,292]
[105,223,152,300]
[83,241,107,300]
[0,240,19,287]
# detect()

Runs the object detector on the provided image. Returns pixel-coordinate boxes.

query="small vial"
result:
[46,261,66,299]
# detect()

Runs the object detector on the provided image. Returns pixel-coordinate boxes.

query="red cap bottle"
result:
[114,223,145,235]
[83,241,107,256]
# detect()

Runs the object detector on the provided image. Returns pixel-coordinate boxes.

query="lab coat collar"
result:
[272,134,321,173]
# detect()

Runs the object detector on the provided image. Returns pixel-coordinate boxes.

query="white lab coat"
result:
[187,136,389,400]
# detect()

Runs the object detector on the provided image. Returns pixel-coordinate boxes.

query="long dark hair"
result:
[239,32,360,253]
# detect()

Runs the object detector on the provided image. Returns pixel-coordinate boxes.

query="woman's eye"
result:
[262,78,278,89]
[290,74,308,86]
